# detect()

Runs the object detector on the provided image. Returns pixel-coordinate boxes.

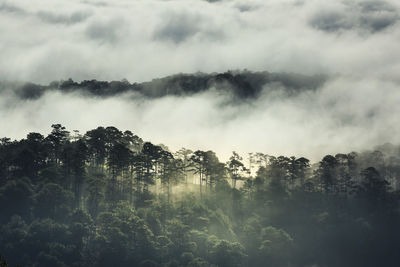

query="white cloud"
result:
[1,75,400,162]
[0,0,399,83]
[1,0,400,161]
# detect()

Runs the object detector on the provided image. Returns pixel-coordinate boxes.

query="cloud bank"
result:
[1,0,400,161]
[1,0,400,83]
[1,73,399,161]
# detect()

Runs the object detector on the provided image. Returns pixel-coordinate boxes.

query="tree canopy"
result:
[1,125,400,267]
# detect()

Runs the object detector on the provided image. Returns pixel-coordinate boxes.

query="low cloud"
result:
[310,0,399,33]
[1,0,400,160]
[0,3,26,15]
[153,13,202,44]
[0,73,399,162]
[85,18,124,44]
[1,0,399,83]
[37,10,91,25]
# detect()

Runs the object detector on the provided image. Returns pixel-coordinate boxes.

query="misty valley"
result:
[1,124,400,267]
[2,0,400,266]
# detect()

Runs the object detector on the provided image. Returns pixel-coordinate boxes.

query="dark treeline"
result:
[1,125,400,267]
[0,70,327,100]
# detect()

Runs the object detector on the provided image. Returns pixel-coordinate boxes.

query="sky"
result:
[1,0,400,161]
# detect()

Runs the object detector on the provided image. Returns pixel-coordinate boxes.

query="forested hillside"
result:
[0,70,327,100]
[1,124,400,267]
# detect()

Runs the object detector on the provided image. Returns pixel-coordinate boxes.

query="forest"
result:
[1,124,400,267]
[0,70,326,100]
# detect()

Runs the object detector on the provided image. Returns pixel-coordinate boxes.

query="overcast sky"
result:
[1,0,400,161]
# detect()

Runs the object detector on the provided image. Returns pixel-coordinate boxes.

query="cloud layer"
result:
[1,0,400,83]
[1,0,400,161]
[1,73,399,161]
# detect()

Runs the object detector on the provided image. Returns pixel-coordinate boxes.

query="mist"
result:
[0,73,398,162]
[1,0,400,160]
[1,0,400,83]
[2,1,400,266]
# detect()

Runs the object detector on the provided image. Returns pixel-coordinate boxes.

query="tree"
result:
[93,203,157,266]
[60,139,88,207]
[0,179,33,221]
[12,133,46,180]
[85,127,108,171]
[1,124,400,267]
[86,172,106,218]
[294,157,310,188]
[316,155,338,193]
[0,138,13,185]
[335,154,354,197]
[358,167,390,204]
[45,124,70,166]
[122,130,143,153]
[107,142,131,202]
[141,142,163,191]
[69,209,94,251]
[227,152,247,189]
[175,148,193,184]
[204,151,225,190]
[210,240,247,267]
[159,151,184,203]
[258,226,293,266]
[190,150,207,197]
[35,183,73,220]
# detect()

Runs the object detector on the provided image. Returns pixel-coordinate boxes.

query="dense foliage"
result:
[1,125,400,267]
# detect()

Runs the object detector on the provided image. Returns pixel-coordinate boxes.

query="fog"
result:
[1,0,400,161]
[1,0,400,83]
[1,74,399,162]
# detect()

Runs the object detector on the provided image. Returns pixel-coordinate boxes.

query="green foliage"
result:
[0,178,33,220]
[210,240,247,267]
[259,226,293,265]
[35,183,73,219]
[0,125,400,267]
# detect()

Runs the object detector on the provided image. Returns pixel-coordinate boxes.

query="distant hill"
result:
[0,70,327,100]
